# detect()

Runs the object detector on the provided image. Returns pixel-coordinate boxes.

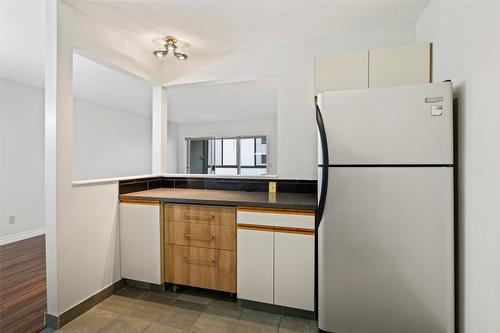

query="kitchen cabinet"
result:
[315,50,369,93]
[274,231,315,310]
[236,207,315,311]
[166,244,236,292]
[315,43,432,93]
[236,228,274,304]
[164,204,236,293]
[369,43,432,88]
[119,200,162,284]
[167,221,235,251]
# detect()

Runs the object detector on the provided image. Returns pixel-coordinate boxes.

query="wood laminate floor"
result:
[0,235,47,333]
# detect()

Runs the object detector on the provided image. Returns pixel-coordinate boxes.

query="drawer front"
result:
[165,204,235,226]
[166,245,236,293]
[166,222,235,251]
[237,208,315,229]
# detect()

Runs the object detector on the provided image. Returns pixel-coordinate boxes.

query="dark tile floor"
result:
[55,287,318,333]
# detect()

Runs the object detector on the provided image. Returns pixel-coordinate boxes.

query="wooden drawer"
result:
[165,245,236,293]
[165,204,235,226]
[166,222,235,251]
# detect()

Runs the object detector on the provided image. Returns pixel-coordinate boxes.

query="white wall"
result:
[166,78,277,124]
[162,25,417,179]
[41,0,418,319]
[0,78,44,240]
[44,1,162,316]
[173,118,278,174]
[166,121,178,174]
[417,3,500,333]
[73,98,152,181]
[0,75,151,241]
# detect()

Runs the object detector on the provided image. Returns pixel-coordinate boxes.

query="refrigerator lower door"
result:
[318,167,454,333]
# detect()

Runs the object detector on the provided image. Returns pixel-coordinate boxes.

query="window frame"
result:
[185,135,268,175]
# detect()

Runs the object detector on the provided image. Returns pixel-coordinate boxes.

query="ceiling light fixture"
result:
[174,51,187,60]
[153,36,188,60]
[153,50,168,58]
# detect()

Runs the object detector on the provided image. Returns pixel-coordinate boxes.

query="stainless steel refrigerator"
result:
[316,82,455,333]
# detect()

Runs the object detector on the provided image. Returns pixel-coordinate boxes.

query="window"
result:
[239,137,267,176]
[186,136,268,175]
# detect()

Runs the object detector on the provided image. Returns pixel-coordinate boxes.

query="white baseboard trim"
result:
[0,227,46,246]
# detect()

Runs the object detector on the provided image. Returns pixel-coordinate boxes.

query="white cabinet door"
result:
[274,232,315,311]
[237,229,274,304]
[369,43,431,88]
[120,201,162,284]
[315,50,369,93]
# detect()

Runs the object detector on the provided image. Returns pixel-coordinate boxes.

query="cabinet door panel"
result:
[369,43,431,88]
[274,232,314,311]
[120,202,161,284]
[315,50,369,93]
[237,229,274,304]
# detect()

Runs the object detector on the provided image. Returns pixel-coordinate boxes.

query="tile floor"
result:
[55,287,318,333]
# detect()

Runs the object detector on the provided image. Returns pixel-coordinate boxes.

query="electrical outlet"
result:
[8,216,16,224]
[268,181,276,193]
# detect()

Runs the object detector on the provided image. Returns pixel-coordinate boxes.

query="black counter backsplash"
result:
[119,176,316,195]
[119,177,162,194]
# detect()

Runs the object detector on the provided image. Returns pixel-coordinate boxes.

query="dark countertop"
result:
[120,188,317,211]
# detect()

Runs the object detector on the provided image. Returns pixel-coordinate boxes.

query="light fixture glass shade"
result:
[166,43,177,51]
[174,51,188,60]
[153,36,188,60]
[153,49,168,58]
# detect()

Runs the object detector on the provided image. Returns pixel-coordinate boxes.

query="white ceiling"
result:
[0,0,429,89]
[167,78,277,124]
[66,0,429,58]
[73,53,152,116]
[0,0,151,115]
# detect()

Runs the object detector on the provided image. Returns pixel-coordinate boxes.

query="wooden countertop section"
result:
[120,188,317,211]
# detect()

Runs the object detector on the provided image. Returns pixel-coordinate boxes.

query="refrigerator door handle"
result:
[316,104,329,226]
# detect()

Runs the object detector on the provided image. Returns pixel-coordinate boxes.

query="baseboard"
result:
[45,279,124,329]
[0,227,45,246]
[238,299,315,320]
[124,278,166,292]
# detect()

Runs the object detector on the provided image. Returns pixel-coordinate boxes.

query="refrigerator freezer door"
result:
[317,82,453,165]
[318,167,454,333]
